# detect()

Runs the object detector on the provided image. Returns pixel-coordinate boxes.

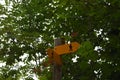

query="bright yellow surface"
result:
[46,42,80,65]
[54,42,80,55]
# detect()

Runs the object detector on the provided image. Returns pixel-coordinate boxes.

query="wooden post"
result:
[53,38,65,80]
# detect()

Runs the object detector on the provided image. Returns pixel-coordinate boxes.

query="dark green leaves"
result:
[77,41,96,59]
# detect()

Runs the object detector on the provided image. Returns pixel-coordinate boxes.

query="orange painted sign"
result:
[54,42,80,55]
[46,42,80,65]
[53,52,62,65]
[46,48,62,65]
[46,48,53,58]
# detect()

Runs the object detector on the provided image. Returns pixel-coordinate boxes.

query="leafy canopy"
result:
[0,0,120,80]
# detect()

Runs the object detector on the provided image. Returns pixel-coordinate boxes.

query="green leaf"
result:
[77,41,94,57]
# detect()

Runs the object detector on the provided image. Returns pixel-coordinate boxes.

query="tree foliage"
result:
[0,0,120,80]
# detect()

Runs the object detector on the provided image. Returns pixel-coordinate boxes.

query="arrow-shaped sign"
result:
[46,42,80,65]
[54,42,80,55]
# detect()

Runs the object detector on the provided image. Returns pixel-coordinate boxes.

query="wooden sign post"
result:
[46,38,80,80]
[53,38,65,80]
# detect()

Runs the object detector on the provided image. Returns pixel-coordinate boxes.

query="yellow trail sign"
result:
[46,42,80,65]
[54,42,80,55]
[46,48,62,65]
